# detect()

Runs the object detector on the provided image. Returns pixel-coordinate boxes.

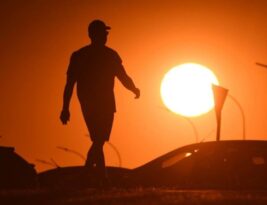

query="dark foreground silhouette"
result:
[2,141,267,205]
[60,19,140,183]
[39,140,267,189]
[1,188,267,205]
[0,146,37,189]
[2,140,267,190]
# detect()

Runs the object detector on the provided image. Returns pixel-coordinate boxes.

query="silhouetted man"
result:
[60,20,140,183]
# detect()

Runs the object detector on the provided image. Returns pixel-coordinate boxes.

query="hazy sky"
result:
[1,0,267,172]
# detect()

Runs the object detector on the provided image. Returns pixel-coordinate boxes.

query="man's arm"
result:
[60,76,76,124]
[60,53,77,124]
[116,65,140,99]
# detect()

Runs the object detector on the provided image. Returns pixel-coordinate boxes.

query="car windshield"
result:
[159,142,267,170]
[161,149,198,168]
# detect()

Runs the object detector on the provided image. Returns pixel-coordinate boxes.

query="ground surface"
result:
[1,188,267,205]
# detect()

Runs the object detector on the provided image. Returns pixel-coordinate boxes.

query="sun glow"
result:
[161,63,219,117]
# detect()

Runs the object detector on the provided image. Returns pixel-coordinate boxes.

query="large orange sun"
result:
[161,63,219,117]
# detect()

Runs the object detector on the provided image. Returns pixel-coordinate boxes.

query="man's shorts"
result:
[81,108,114,142]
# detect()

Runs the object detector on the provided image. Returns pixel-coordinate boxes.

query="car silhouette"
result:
[0,146,37,189]
[38,140,267,189]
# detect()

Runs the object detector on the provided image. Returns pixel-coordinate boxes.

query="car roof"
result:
[134,140,267,171]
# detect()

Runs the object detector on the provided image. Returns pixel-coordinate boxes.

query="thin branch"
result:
[57,146,86,161]
[50,158,60,168]
[36,159,57,168]
[256,62,267,68]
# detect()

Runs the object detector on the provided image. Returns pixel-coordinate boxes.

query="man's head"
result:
[88,20,111,46]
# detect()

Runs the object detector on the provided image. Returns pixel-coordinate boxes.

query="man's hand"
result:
[60,109,70,125]
[133,88,140,99]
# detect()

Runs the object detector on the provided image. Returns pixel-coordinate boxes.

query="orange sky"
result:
[1,0,267,172]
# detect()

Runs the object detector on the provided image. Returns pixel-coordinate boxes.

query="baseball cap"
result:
[88,20,111,34]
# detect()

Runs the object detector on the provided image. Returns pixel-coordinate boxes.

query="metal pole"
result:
[228,95,246,140]
[183,117,199,143]
[159,106,199,143]
[216,113,221,141]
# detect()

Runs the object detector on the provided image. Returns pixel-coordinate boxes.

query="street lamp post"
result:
[212,85,229,141]
[160,106,199,143]
[228,95,246,140]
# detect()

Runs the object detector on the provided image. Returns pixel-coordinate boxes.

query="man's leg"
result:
[93,140,106,179]
[81,107,114,182]
[85,140,105,167]
[85,143,96,168]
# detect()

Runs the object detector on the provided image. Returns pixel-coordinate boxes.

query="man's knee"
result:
[92,140,105,148]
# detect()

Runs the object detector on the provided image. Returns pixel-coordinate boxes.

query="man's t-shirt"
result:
[67,45,130,113]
